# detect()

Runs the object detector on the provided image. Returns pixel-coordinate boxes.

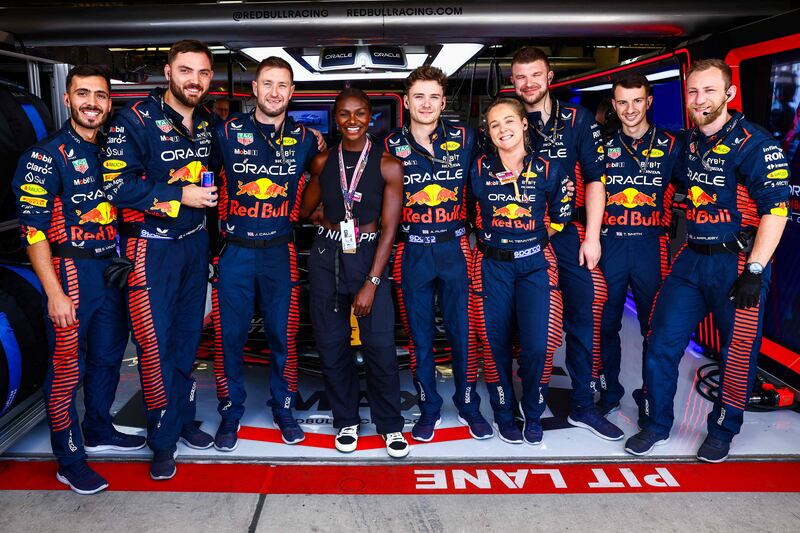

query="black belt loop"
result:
[476,236,549,262]
[226,233,293,249]
[50,243,115,260]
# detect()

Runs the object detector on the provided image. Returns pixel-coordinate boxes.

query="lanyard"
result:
[251,112,287,164]
[402,122,454,168]
[496,158,533,201]
[533,99,563,146]
[691,114,742,171]
[338,138,371,221]
[618,125,656,175]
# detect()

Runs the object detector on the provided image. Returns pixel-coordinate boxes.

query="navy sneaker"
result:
[411,413,441,442]
[150,449,178,480]
[382,432,410,458]
[568,407,624,441]
[522,417,543,445]
[84,428,146,452]
[56,461,108,495]
[624,430,670,456]
[179,421,214,450]
[214,419,241,452]
[494,420,523,444]
[696,435,730,463]
[595,400,621,417]
[273,412,305,444]
[457,412,494,440]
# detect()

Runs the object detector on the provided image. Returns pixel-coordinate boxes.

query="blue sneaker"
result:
[150,449,178,480]
[457,412,494,440]
[595,400,621,417]
[568,407,624,441]
[624,430,670,456]
[273,412,305,444]
[214,419,241,452]
[56,461,108,495]
[494,420,523,444]
[84,428,146,452]
[179,421,214,450]
[522,417,543,445]
[411,413,441,442]
[696,435,730,463]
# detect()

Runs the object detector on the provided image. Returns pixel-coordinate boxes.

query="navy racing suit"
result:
[599,126,683,412]
[385,122,481,419]
[211,113,318,421]
[470,152,570,425]
[643,112,790,442]
[103,88,212,454]
[13,121,128,467]
[527,100,608,412]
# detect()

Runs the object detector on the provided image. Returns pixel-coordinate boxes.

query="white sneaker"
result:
[335,425,359,453]
[382,432,410,458]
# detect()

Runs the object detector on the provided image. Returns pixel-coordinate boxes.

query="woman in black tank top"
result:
[300,88,408,458]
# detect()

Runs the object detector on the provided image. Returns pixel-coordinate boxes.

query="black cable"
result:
[465,57,477,125]
[694,362,792,413]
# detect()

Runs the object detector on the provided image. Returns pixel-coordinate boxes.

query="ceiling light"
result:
[430,44,484,76]
[575,68,681,91]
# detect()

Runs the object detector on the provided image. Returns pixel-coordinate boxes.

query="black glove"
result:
[103,256,133,289]
[728,270,762,309]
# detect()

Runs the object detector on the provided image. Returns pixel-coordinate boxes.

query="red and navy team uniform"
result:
[103,89,212,454]
[13,121,127,467]
[643,112,790,442]
[211,114,317,421]
[527,101,608,413]
[384,122,480,419]
[470,152,570,425]
[598,126,683,411]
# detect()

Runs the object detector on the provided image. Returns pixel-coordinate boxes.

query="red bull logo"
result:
[151,198,181,217]
[687,186,717,208]
[168,161,206,184]
[77,202,116,225]
[236,178,289,200]
[405,184,459,207]
[606,187,657,209]
[492,203,532,220]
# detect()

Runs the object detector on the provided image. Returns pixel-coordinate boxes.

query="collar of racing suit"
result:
[148,87,212,138]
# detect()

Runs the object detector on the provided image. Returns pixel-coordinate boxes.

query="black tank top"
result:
[320,141,385,225]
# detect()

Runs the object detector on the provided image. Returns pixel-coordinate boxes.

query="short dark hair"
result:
[255,56,294,83]
[65,65,111,93]
[511,46,551,71]
[686,58,733,88]
[404,65,448,93]
[168,40,213,66]
[612,72,651,98]
[335,87,371,111]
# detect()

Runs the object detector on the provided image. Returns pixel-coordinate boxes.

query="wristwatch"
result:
[746,262,764,275]
[366,275,381,286]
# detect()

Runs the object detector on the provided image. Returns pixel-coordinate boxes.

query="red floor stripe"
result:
[2,461,799,494]
[238,425,473,450]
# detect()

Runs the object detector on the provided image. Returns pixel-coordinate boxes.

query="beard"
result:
[257,98,287,118]
[518,86,547,107]
[692,98,726,126]
[169,77,207,108]
[69,105,107,130]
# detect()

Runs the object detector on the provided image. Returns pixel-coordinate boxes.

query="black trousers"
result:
[308,233,404,434]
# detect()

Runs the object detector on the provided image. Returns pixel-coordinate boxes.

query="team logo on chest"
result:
[72,158,89,173]
[155,119,172,133]
[607,147,621,160]
[237,132,254,146]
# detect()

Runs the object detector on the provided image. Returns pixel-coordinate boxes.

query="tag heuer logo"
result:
[72,158,89,173]
[395,144,411,158]
[155,119,172,133]
[608,147,621,160]
[238,132,254,146]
